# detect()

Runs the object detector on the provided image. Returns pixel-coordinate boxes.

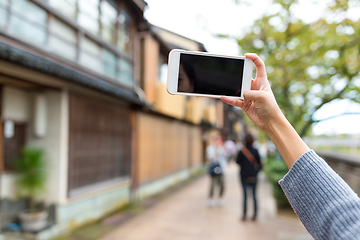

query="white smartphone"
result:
[167,49,253,98]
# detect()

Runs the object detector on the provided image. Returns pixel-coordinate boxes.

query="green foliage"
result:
[225,0,360,136]
[12,148,47,212]
[263,155,290,208]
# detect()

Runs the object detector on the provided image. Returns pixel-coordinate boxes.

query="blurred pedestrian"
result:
[206,136,228,207]
[224,139,237,162]
[236,132,261,221]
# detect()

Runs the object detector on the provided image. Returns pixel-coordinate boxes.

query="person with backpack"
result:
[236,133,261,221]
[206,135,228,207]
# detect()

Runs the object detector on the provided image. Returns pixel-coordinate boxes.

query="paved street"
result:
[99,163,313,240]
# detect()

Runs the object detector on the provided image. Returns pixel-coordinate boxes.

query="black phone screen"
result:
[178,53,245,97]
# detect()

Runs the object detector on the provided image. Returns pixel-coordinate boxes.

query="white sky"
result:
[144,0,360,136]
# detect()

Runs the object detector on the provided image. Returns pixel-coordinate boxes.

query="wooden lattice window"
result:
[3,121,27,171]
[68,94,132,197]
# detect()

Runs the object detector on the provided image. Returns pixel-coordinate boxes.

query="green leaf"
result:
[12,147,47,211]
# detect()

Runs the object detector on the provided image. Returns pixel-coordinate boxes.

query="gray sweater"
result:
[279,150,360,240]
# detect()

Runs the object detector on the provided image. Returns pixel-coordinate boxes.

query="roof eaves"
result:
[150,25,208,52]
[0,42,146,107]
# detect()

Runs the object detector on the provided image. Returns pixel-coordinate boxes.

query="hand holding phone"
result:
[167,49,253,98]
[221,53,280,132]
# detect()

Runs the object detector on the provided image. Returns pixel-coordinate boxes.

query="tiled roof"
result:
[0,42,145,106]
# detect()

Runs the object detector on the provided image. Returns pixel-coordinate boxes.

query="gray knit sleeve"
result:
[279,150,360,240]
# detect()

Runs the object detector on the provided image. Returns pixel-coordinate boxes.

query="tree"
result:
[221,0,360,136]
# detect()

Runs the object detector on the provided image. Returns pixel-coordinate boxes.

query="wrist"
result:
[264,113,310,169]
[263,111,287,135]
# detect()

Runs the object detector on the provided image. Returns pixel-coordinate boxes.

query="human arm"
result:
[254,149,261,171]
[279,150,360,239]
[221,53,360,239]
[221,53,309,169]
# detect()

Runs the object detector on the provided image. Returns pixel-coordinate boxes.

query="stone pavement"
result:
[99,163,313,240]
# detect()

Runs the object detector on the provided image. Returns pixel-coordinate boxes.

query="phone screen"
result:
[178,53,245,97]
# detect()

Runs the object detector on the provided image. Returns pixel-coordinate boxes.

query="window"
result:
[0,8,7,28]
[118,58,133,86]
[3,121,26,171]
[9,0,47,45]
[68,94,132,197]
[118,10,132,53]
[12,0,47,25]
[49,17,77,60]
[101,1,117,44]
[1,0,136,86]
[49,0,77,19]
[80,37,101,73]
[78,0,99,35]
[102,49,117,78]
[0,0,8,28]
[100,49,134,86]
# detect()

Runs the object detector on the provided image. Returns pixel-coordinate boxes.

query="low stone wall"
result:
[317,151,360,196]
[0,166,206,240]
[135,165,205,200]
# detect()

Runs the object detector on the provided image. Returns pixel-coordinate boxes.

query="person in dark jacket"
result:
[236,133,261,221]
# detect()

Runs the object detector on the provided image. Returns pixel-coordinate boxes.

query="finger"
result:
[243,90,264,103]
[245,53,267,79]
[221,96,244,108]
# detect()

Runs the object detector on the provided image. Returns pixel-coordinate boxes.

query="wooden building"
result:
[0,1,229,239]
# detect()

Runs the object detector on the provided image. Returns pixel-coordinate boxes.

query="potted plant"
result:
[13,147,48,232]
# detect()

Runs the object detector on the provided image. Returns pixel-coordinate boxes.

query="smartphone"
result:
[167,49,253,98]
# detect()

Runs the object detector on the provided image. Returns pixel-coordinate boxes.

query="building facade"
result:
[0,1,230,239]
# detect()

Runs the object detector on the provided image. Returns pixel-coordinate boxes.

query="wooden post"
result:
[130,110,138,202]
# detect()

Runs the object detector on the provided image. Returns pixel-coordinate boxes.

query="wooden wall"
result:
[188,125,203,167]
[68,93,132,197]
[136,112,203,185]
[142,35,159,104]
